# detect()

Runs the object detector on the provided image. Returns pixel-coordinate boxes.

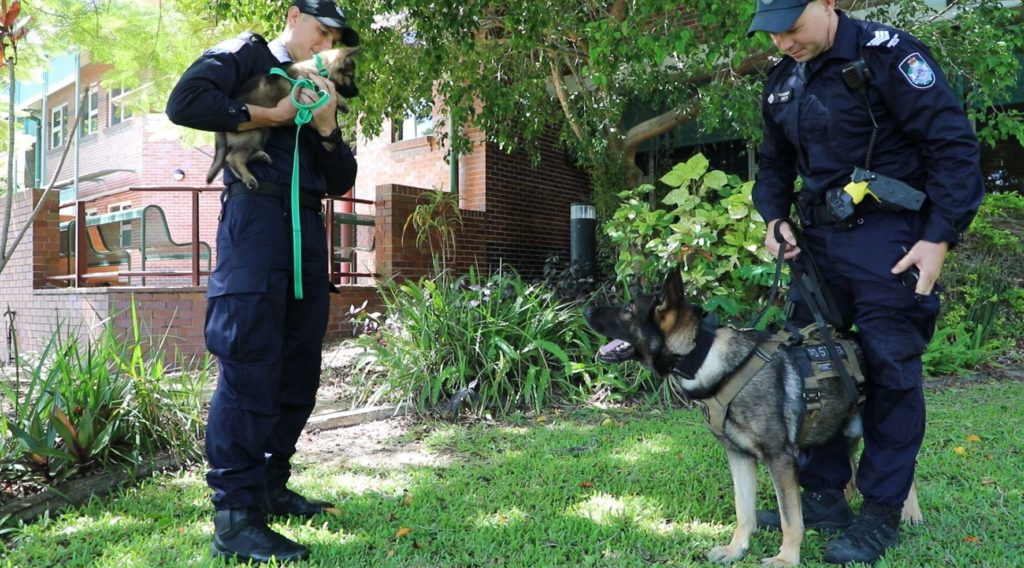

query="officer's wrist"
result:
[318,126,343,145]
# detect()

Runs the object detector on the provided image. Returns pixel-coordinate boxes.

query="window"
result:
[50,104,68,149]
[108,202,133,247]
[82,85,100,136]
[395,114,434,141]
[109,85,133,126]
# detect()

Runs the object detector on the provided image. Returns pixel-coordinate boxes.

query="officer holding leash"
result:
[747,0,982,564]
[166,0,358,563]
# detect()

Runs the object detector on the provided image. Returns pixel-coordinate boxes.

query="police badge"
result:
[899,52,936,89]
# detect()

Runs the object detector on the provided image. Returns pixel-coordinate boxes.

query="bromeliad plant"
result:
[603,153,776,321]
[0,303,206,484]
[351,266,625,416]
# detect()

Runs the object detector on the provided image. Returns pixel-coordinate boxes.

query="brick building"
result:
[0,53,591,364]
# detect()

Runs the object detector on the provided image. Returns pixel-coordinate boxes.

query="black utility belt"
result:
[226,181,323,212]
[799,197,880,228]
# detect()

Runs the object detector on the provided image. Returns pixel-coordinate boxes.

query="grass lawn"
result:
[2,380,1022,567]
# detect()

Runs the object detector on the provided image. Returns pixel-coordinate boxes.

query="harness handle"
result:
[268,63,331,300]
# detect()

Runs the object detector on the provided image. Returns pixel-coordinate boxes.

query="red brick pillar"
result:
[31,189,64,288]
[375,183,433,281]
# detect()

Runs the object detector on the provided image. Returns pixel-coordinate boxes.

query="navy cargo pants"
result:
[789,210,939,508]
[204,190,329,510]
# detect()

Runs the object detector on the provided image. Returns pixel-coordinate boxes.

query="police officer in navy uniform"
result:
[747,0,983,564]
[166,0,358,562]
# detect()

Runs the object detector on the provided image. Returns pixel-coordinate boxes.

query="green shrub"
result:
[351,267,628,415]
[0,303,207,484]
[926,191,1024,374]
[602,153,779,322]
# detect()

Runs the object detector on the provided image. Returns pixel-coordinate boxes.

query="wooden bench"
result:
[59,220,132,269]
[86,205,212,272]
[58,205,211,280]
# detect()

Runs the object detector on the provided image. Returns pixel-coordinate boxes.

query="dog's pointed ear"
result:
[658,267,686,312]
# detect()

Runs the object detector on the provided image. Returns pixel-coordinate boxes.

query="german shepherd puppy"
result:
[206,47,360,189]
[584,270,921,566]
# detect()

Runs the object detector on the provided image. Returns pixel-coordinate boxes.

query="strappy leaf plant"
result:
[402,188,463,275]
[351,266,624,416]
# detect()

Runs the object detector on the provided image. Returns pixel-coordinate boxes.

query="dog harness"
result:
[674,323,866,439]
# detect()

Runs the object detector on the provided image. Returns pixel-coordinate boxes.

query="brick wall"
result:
[360,124,590,281]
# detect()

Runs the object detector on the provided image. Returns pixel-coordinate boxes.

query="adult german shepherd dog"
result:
[206,47,360,190]
[584,270,921,566]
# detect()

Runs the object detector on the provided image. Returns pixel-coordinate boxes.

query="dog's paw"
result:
[707,545,747,564]
[760,555,798,567]
[244,178,260,191]
[901,512,925,525]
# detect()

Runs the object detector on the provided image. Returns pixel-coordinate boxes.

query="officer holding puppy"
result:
[166,0,358,563]
[747,0,983,564]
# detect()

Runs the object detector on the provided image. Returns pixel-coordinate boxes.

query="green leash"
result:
[268,53,331,299]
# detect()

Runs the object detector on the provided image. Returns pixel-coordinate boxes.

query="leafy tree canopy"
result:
[17,0,1024,204]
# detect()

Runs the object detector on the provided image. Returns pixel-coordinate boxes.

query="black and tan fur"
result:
[584,270,921,566]
[206,47,360,189]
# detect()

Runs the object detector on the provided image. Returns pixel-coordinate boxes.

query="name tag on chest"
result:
[767,90,793,105]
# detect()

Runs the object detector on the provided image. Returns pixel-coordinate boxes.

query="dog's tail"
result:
[206,132,227,184]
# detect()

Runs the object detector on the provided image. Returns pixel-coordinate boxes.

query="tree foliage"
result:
[19,0,1024,206]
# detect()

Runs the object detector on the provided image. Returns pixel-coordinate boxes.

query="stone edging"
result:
[306,404,407,430]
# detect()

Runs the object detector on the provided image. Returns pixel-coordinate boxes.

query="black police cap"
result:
[291,0,360,46]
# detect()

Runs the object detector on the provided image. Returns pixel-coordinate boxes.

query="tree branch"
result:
[0,91,86,274]
[549,59,585,143]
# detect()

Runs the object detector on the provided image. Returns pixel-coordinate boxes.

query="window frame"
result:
[107,201,134,247]
[82,84,100,137]
[50,103,68,149]
[108,85,133,127]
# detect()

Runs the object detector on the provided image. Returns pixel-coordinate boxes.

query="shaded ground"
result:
[298,340,447,470]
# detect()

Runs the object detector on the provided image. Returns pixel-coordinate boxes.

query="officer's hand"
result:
[765,219,801,260]
[270,96,299,125]
[302,74,339,134]
[892,240,948,296]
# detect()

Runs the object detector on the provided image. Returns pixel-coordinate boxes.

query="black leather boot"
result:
[210,508,310,564]
[264,487,334,518]
[825,501,902,564]
[756,488,854,531]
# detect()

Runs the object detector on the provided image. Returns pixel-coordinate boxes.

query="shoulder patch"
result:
[898,52,936,89]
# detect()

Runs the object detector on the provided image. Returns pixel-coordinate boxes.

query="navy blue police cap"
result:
[747,0,812,38]
[291,0,360,46]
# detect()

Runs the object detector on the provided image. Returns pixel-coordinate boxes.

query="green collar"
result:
[314,52,328,77]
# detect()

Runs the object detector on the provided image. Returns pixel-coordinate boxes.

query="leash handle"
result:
[268,67,332,300]
[746,221,791,328]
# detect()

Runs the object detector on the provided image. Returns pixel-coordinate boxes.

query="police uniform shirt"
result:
[166,32,357,196]
[752,11,983,245]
